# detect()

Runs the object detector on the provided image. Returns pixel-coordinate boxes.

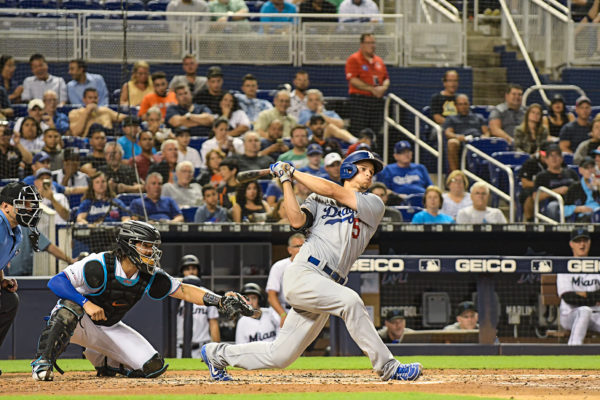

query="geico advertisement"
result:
[454,259,517,273]
[567,259,600,273]
[351,258,404,272]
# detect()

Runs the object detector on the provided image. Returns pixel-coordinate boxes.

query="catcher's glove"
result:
[219,292,257,320]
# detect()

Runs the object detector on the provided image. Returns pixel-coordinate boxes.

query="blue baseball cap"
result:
[394,140,412,153]
[306,143,323,155]
[32,151,50,164]
[570,227,591,241]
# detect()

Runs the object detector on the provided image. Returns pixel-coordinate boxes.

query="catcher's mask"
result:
[116,220,162,275]
[0,182,43,229]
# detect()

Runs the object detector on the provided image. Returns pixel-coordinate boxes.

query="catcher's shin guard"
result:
[32,299,84,381]
[125,353,169,378]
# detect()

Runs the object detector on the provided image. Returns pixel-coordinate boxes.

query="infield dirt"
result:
[1,369,599,399]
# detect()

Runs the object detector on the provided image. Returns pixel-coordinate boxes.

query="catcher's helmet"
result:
[241,282,264,303]
[116,220,162,275]
[0,182,42,229]
[339,150,383,183]
[179,254,201,274]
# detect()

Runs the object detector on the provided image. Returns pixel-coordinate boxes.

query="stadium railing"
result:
[534,185,565,224]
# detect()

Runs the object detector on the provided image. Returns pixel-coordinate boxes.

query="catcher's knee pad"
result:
[34,299,84,368]
[128,353,168,378]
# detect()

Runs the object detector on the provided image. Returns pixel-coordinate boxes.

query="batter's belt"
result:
[308,256,348,285]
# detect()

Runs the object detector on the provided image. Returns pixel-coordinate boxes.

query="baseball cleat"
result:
[391,362,423,381]
[31,358,54,381]
[201,345,232,381]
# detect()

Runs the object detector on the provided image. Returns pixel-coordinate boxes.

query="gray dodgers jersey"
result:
[296,191,385,277]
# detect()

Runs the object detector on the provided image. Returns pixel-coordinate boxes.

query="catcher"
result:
[31,220,255,381]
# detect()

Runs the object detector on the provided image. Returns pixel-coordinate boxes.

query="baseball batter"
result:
[201,150,422,381]
[30,220,255,381]
[556,227,600,345]
[236,283,280,344]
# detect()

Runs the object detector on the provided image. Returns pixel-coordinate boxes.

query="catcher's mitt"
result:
[219,292,256,320]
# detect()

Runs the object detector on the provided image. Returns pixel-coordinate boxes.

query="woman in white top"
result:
[218,92,250,137]
[441,170,472,219]
[200,118,244,167]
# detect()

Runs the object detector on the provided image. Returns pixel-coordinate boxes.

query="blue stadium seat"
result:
[256,89,276,102]
[189,137,207,152]
[62,136,90,149]
[104,0,145,10]
[19,0,57,8]
[0,178,18,187]
[181,206,198,223]
[562,152,574,165]
[257,179,271,194]
[68,193,83,208]
[58,105,79,115]
[0,0,17,7]
[488,151,529,207]
[12,104,28,118]
[246,0,265,13]
[471,105,493,120]
[106,135,116,142]
[466,137,511,179]
[404,193,424,208]
[116,193,140,206]
[146,0,169,11]
[112,89,121,104]
[393,206,423,222]
[62,0,103,10]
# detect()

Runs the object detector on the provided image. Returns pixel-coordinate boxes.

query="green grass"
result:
[6,394,506,400]
[3,355,600,373]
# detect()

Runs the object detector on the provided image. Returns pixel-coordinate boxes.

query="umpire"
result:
[0,182,42,374]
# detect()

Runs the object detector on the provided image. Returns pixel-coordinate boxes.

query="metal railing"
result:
[522,84,586,106]
[383,93,443,188]
[534,186,565,224]
[0,8,467,67]
[460,144,517,222]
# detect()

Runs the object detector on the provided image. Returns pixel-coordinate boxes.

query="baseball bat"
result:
[236,169,273,184]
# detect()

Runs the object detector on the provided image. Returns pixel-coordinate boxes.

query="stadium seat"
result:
[146,0,169,11]
[181,206,198,223]
[58,105,79,115]
[104,0,145,10]
[62,0,103,10]
[116,193,140,206]
[0,178,18,187]
[62,136,90,149]
[112,89,121,104]
[488,151,529,207]
[393,205,423,222]
[466,137,511,179]
[19,0,57,8]
[257,179,271,195]
[404,193,424,208]
[562,152,574,165]
[189,137,207,152]
[0,0,17,7]
[12,104,28,118]
[68,193,83,208]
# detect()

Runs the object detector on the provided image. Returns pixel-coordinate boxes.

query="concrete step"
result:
[472,96,503,106]
[472,67,507,82]
[467,36,506,53]
[473,82,508,99]
[467,52,501,67]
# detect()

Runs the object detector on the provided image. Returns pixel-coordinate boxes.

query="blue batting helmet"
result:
[340,150,384,182]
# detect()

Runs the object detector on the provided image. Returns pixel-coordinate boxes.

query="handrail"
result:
[460,143,516,222]
[544,0,570,15]
[437,0,460,18]
[498,0,550,105]
[531,0,569,22]
[420,0,434,24]
[534,186,565,224]
[522,84,586,107]
[384,93,443,188]
[422,0,461,22]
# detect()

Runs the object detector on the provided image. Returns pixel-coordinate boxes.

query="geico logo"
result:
[351,259,404,272]
[455,259,517,273]
[567,259,600,273]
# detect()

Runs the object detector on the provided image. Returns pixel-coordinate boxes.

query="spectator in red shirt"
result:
[345,33,389,137]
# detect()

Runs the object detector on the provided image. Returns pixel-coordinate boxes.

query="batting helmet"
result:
[116,220,162,275]
[179,254,201,275]
[340,150,384,182]
[241,282,264,303]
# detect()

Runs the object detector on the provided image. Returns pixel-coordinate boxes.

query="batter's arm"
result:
[281,180,306,229]
[292,169,358,210]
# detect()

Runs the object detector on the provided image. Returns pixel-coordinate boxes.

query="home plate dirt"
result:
[1,369,599,399]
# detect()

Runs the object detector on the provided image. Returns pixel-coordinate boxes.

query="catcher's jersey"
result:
[296,191,384,277]
[176,301,219,345]
[235,307,280,344]
[557,274,600,314]
[62,252,181,297]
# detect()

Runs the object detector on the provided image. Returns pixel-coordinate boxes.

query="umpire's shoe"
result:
[201,344,232,381]
[391,362,423,381]
[31,357,54,381]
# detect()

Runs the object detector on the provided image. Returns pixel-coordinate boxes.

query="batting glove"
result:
[270,162,294,184]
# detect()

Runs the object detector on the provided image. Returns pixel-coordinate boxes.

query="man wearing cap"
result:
[53,148,88,189]
[12,99,50,135]
[22,53,67,105]
[345,33,389,136]
[167,84,215,137]
[444,301,479,330]
[169,54,207,97]
[193,66,225,114]
[298,144,328,178]
[556,228,600,345]
[488,83,525,144]
[0,182,43,372]
[22,151,66,194]
[256,91,297,139]
[574,114,600,164]
[69,88,126,137]
[564,157,600,222]
[33,168,70,224]
[0,121,24,179]
[138,71,178,120]
[277,126,310,169]
[560,96,592,154]
[231,131,273,172]
[526,144,579,221]
[324,152,342,184]
[117,116,144,161]
[176,254,220,358]
[259,120,289,162]
[377,140,433,196]
[378,309,414,343]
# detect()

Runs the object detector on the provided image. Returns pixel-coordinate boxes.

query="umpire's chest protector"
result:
[83,252,172,326]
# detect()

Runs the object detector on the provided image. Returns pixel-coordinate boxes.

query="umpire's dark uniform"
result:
[0,208,22,349]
